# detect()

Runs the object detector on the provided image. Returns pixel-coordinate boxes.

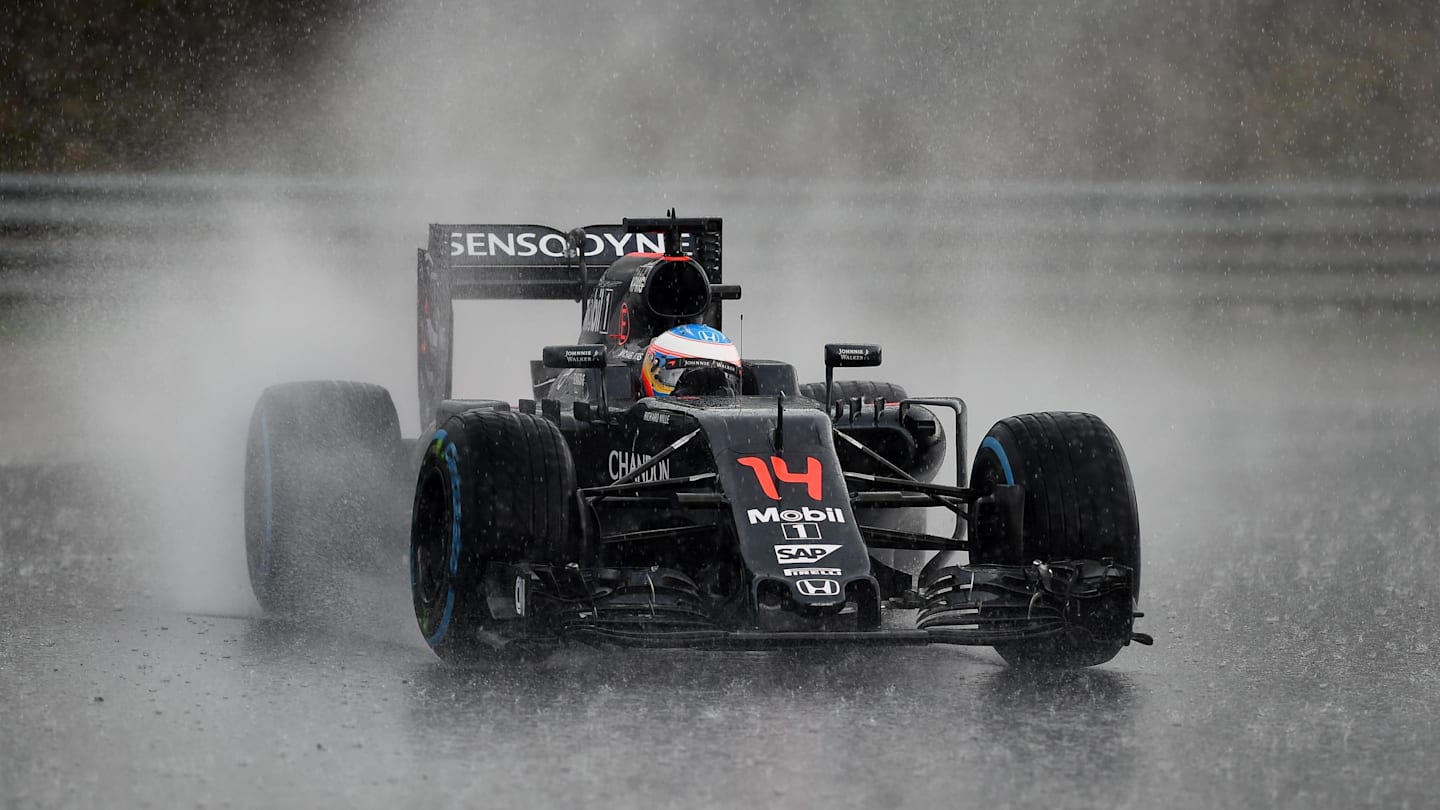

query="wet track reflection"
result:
[11,605,1156,809]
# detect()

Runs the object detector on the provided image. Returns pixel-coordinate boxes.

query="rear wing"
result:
[416,217,724,428]
[425,221,722,300]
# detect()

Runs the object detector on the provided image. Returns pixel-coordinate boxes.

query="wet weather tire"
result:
[798,380,908,405]
[410,409,578,662]
[243,381,402,614]
[969,412,1140,668]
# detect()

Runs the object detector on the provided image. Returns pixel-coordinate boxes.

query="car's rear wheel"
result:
[243,381,402,614]
[968,412,1140,668]
[799,380,925,583]
[410,409,579,662]
[798,380,908,405]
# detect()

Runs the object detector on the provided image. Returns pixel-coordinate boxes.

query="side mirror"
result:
[823,343,882,417]
[542,344,607,369]
[824,343,882,368]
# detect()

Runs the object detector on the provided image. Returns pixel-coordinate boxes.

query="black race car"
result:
[244,214,1150,667]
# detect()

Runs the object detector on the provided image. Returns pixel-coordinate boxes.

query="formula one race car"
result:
[243,213,1150,667]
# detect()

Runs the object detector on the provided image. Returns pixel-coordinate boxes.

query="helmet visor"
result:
[646,354,740,397]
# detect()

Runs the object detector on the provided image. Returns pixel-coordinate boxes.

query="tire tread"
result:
[797,380,909,404]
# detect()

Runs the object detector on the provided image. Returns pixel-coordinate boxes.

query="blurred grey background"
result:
[5,1,1439,181]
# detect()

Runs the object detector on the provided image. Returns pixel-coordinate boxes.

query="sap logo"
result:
[608,451,671,482]
[738,456,823,500]
[747,506,846,525]
[783,567,842,577]
[796,579,841,597]
[449,231,666,259]
[774,544,841,564]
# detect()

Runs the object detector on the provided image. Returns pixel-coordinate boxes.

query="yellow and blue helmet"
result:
[641,324,742,398]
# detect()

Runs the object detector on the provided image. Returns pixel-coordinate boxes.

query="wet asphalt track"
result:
[4,189,1440,809]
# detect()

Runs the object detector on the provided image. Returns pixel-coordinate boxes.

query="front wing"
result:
[497,558,1151,651]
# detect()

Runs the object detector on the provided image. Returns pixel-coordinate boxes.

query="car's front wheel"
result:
[968,411,1141,668]
[410,409,579,662]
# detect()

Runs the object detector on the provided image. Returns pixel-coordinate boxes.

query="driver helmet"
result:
[641,324,742,398]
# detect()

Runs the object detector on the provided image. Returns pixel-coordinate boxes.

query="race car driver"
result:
[640,324,742,398]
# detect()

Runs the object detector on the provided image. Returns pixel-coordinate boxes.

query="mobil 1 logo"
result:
[781,522,822,541]
[746,505,846,525]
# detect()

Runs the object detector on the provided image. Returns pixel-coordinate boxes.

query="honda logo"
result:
[796,578,841,597]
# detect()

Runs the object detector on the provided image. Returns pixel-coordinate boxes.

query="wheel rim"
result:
[412,465,451,612]
[968,443,1014,564]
